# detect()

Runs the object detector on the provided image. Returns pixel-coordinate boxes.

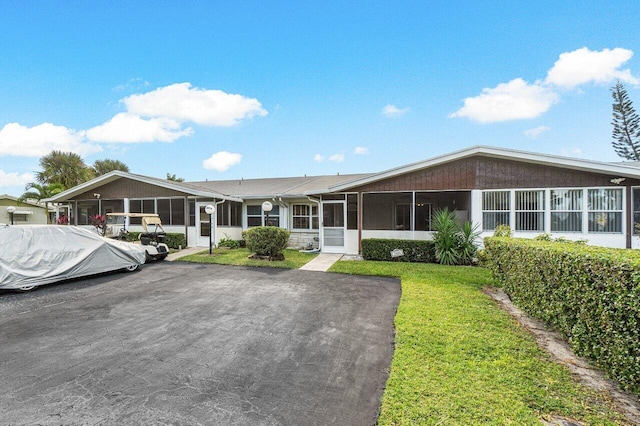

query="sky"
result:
[1,1,639,196]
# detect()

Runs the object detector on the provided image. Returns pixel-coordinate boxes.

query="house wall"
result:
[349,156,640,192]
[0,201,48,225]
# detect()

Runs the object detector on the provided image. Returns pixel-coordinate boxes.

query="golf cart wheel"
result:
[17,285,37,292]
[156,254,168,261]
[124,264,139,272]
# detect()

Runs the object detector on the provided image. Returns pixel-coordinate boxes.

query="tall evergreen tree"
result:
[611,82,640,160]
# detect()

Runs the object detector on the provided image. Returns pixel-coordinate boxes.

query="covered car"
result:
[0,225,147,291]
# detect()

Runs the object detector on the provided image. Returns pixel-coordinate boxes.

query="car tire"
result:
[16,285,37,292]
[124,264,139,272]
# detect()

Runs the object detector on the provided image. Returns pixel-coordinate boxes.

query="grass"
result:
[179,247,318,269]
[329,261,628,425]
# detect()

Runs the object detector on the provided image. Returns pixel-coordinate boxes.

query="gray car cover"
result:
[0,225,146,290]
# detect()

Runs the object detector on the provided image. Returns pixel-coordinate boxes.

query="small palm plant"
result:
[431,209,461,265]
[431,208,481,266]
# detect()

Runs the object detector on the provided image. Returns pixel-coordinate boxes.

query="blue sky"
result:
[1,1,639,196]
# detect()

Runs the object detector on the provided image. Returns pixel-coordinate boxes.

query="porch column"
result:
[358,192,363,253]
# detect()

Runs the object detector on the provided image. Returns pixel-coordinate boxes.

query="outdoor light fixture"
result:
[6,206,15,225]
[262,201,273,226]
[205,204,215,254]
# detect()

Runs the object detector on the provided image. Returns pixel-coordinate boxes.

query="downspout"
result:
[273,197,287,228]
[307,196,322,251]
[184,196,189,248]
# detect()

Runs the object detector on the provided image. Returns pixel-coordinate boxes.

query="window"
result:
[77,200,99,225]
[395,203,411,230]
[633,188,640,235]
[217,201,242,227]
[588,188,623,233]
[247,204,280,227]
[292,204,319,230]
[515,190,544,231]
[347,194,358,230]
[482,191,510,231]
[129,199,155,224]
[551,190,582,232]
[189,200,196,226]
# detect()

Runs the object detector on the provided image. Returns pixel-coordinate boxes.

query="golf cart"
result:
[106,213,169,261]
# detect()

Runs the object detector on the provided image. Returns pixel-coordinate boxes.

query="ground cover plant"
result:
[179,248,316,269]
[329,260,629,425]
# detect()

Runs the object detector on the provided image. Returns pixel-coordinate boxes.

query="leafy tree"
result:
[36,151,94,188]
[93,159,129,176]
[19,182,65,203]
[611,82,640,160]
[166,173,185,182]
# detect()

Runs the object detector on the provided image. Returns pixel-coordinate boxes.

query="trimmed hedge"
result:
[242,226,290,258]
[361,238,435,263]
[125,232,186,249]
[484,237,640,394]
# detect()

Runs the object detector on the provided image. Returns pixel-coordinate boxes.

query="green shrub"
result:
[361,238,435,263]
[164,233,186,249]
[484,236,640,395]
[242,227,290,258]
[493,224,512,237]
[218,236,241,249]
[125,231,185,249]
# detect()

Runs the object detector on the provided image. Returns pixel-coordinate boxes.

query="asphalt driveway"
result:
[0,262,400,425]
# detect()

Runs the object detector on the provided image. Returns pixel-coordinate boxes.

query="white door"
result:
[196,202,217,248]
[321,201,346,253]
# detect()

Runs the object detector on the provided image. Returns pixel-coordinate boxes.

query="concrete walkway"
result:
[168,247,344,272]
[299,253,343,272]
[166,246,204,261]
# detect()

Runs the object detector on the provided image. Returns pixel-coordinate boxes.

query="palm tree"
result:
[36,151,94,188]
[19,182,66,224]
[19,182,65,203]
[93,159,130,176]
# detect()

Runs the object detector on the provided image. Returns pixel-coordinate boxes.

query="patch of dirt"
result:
[483,286,640,425]
[248,253,284,261]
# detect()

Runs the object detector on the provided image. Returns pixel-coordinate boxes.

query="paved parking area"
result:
[0,262,400,425]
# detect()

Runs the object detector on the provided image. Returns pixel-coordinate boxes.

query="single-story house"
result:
[1,194,49,225]
[44,145,640,253]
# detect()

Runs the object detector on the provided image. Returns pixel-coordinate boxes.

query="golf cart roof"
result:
[106,213,160,218]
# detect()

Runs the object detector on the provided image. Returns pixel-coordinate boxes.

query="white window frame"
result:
[291,204,318,230]
[482,191,511,231]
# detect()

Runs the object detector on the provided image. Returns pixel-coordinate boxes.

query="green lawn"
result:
[329,261,628,425]
[179,248,318,269]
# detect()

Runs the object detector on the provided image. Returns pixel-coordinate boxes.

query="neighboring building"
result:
[0,195,49,225]
[44,146,640,253]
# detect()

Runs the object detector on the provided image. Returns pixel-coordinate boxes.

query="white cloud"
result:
[354,146,368,155]
[449,78,559,123]
[124,82,268,126]
[545,47,639,89]
[202,151,242,172]
[524,126,551,139]
[86,113,192,143]
[561,147,583,157]
[0,122,101,157]
[0,169,33,188]
[382,104,410,118]
[314,154,324,162]
[329,153,345,162]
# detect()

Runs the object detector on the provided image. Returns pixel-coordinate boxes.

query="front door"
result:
[321,201,345,253]
[196,202,216,248]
